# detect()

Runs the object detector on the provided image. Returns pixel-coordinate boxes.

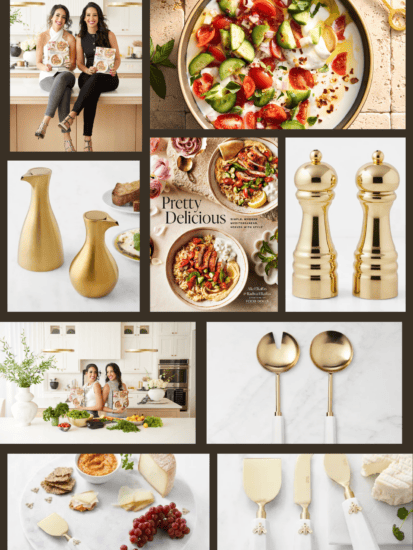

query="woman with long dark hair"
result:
[35,4,76,151]
[77,363,103,418]
[58,2,121,152]
[102,362,129,417]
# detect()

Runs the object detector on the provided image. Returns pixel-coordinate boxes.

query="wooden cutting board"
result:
[166,138,278,222]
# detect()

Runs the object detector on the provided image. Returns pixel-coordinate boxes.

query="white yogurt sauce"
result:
[214,238,237,264]
[186,0,364,128]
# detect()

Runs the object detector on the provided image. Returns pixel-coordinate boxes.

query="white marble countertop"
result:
[10,59,142,75]
[8,453,208,550]
[0,417,195,444]
[35,396,182,409]
[11,77,141,102]
[8,161,140,312]
[218,454,411,550]
[207,322,402,444]
[286,237,406,312]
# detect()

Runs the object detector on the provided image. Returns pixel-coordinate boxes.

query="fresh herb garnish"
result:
[150,37,176,99]
[311,2,326,18]
[190,74,202,86]
[318,64,329,73]
[133,232,140,252]
[107,419,140,433]
[277,92,284,100]
[232,161,247,171]
[307,116,318,126]
[258,239,278,276]
[265,162,274,177]
[278,65,287,71]
[144,416,163,428]
[393,507,412,541]
[42,402,69,422]
[120,454,134,470]
[259,61,273,76]
[230,106,244,115]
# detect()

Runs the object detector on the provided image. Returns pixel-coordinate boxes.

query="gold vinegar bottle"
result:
[69,211,119,298]
[292,150,338,299]
[353,151,399,299]
[18,167,64,272]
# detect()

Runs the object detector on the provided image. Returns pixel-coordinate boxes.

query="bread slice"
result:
[133,200,140,212]
[112,181,140,206]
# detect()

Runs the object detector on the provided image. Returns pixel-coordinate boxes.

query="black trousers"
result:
[73,72,119,136]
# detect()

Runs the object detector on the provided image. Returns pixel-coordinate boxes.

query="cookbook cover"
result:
[150,137,279,312]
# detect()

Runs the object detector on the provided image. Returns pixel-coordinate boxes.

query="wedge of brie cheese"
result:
[361,454,413,506]
[113,486,154,512]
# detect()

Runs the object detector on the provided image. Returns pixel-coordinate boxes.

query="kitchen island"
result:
[0,417,195,444]
[10,76,142,152]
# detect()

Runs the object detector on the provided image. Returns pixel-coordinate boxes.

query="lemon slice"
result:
[322,25,337,53]
[248,190,267,209]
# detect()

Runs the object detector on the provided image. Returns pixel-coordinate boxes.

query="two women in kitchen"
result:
[58,2,121,152]
[79,363,128,417]
[35,4,77,152]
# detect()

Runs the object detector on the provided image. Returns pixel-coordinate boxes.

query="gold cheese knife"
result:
[243,458,282,550]
[38,512,93,549]
[324,455,379,550]
[294,454,313,548]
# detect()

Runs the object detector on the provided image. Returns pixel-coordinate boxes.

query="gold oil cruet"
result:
[292,150,338,299]
[353,151,399,300]
[18,167,64,272]
[69,211,119,298]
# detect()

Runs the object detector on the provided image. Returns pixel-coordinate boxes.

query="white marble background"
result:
[8,453,209,550]
[218,454,412,550]
[8,161,140,312]
[207,322,402,444]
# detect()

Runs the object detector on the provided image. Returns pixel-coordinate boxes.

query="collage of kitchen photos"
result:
[5,1,410,550]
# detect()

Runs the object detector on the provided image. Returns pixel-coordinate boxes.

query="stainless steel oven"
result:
[165,388,188,412]
[159,359,189,412]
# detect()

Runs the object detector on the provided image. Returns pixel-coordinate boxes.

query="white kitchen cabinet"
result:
[159,323,191,336]
[106,4,141,35]
[10,4,48,35]
[78,323,121,360]
[121,323,155,374]
[158,336,190,359]
[65,0,104,17]
[43,323,79,373]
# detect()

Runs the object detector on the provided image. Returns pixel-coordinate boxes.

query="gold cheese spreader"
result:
[243,458,282,550]
[324,455,379,550]
[38,512,93,549]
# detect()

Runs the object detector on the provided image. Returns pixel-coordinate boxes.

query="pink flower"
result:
[151,157,171,180]
[150,179,163,199]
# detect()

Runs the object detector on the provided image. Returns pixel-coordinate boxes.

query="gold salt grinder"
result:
[70,211,119,298]
[18,167,64,272]
[353,151,399,300]
[293,150,338,299]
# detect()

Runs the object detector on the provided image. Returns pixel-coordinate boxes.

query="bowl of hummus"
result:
[208,138,278,216]
[166,227,248,310]
[178,0,372,129]
[96,60,108,73]
[50,53,63,67]
[75,453,121,484]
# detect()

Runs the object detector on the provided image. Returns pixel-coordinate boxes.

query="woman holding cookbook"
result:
[58,2,121,152]
[35,4,77,152]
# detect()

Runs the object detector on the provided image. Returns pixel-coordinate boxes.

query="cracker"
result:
[41,481,68,495]
[46,478,76,492]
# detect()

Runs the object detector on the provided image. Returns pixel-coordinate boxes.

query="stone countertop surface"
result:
[11,77,142,103]
[10,60,142,75]
[150,138,278,312]
[0,417,195,444]
[8,453,209,550]
[35,397,182,409]
[150,0,405,129]
[207,321,402,444]
[8,160,140,313]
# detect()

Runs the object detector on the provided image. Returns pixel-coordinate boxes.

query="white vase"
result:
[23,50,37,66]
[148,388,165,402]
[11,387,38,427]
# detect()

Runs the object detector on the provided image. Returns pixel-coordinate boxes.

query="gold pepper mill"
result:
[292,150,338,299]
[69,211,119,298]
[18,167,64,272]
[353,151,399,300]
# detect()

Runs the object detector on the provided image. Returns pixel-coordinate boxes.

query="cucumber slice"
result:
[230,23,245,50]
[284,89,310,109]
[281,120,306,129]
[219,57,246,80]
[287,0,311,13]
[251,24,270,47]
[235,39,255,63]
[220,29,231,53]
[310,26,322,45]
[218,0,239,17]
[276,21,297,50]
[253,88,276,107]
[206,91,237,113]
[188,52,215,76]
[292,9,310,26]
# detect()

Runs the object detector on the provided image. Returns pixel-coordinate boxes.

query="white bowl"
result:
[252,228,278,285]
[74,453,121,485]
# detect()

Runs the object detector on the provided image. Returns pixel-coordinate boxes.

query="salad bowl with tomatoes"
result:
[178,0,372,129]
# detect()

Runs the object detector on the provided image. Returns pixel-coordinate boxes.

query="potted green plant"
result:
[0,331,57,426]
[43,402,69,426]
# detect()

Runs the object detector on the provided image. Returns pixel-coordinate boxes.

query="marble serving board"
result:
[21,455,196,550]
[166,138,278,222]
[328,454,413,545]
